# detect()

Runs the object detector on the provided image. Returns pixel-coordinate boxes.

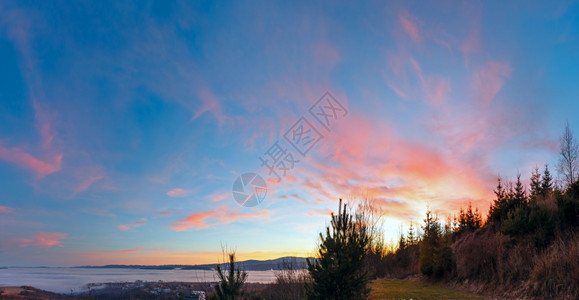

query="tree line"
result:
[207,122,579,299]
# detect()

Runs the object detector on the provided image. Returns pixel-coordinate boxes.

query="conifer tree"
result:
[307,199,370,299]
[489,177,506,222]
[541,164,553,195]
[419,209,453,278]
[530,166,542,199]
[459,202,482,232]
[407,222,417,245]
[213,252,247,300]
[513,174,527,207]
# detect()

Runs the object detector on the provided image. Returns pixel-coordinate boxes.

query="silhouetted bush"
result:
[557,181,579,231]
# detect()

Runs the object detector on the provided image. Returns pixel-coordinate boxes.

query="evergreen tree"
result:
[398,233,407,251]
[459,202,482,232]
[541,164,553,196]
[213,252,247,300]
[513,174,527,207]
[307,199,370,300]
[419,210,453,278]
[488,177,506,222]
[530,166,542,199]
[407,222,417,245]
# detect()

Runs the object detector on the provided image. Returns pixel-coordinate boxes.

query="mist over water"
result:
[0,268,276,293]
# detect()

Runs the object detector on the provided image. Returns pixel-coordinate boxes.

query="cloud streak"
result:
[15,232,67,248]
[0,205,16,214]
[167,188,195,198]
[118,218,147,231]
[171,206,270,231]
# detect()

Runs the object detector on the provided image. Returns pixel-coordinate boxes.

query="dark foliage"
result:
[212,253,247,300]
[306,199,370,300]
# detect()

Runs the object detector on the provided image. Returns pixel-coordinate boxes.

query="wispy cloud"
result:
[0,205,16,214]
[399,10,421,42]
[166,188,195,198]
[153,211,173,219]
[14,232,67,248]
[473,61,512,105]
[118,218,147,231]
[170,206,270,231]
[0,146,62,177]
[192,88,231,127]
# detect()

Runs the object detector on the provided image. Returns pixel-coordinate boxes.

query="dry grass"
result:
[369,279,488,300]
[526,234,579,299]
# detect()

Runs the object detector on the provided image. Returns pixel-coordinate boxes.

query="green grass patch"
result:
[369,279,488,300]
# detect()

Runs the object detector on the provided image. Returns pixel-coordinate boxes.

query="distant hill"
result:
[74,256,311,271]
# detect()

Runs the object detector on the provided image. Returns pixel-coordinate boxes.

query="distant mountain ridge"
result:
[74,256,311,271]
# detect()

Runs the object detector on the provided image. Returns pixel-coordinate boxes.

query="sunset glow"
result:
[1,1,578,267]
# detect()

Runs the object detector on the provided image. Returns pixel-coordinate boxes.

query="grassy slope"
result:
[369,279,488,300]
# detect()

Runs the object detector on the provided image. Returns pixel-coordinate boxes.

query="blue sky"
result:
[0,0,578,266]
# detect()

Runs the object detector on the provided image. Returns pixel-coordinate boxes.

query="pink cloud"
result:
[154,211,173,219]
[0,102,63,177]
[0,205,15,214]
[424,76,451,105]
[16,232,67,248]
[461,30,481,67]
[473,61,512,105]
[384,53,451,105]
[208,192,229,202]
[292,113,495,218]
[118,218,147,231]
[166,188,194,197]
[192,88,230,127]
[313,40,340,66]
[0,146,62,177]
[170,206,270,231]
[278,193,308,203]
[399,10,421,42]
[74,167,105,194]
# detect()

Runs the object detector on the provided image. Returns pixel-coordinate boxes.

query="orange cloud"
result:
[0,205,15,214]
[166,188,195,197]
[16,232,67,248]
[170,206,270,231]
[118,218,147,231]
[293,114,495,219]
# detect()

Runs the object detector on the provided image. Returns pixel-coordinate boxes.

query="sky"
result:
[0,0,578,267]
